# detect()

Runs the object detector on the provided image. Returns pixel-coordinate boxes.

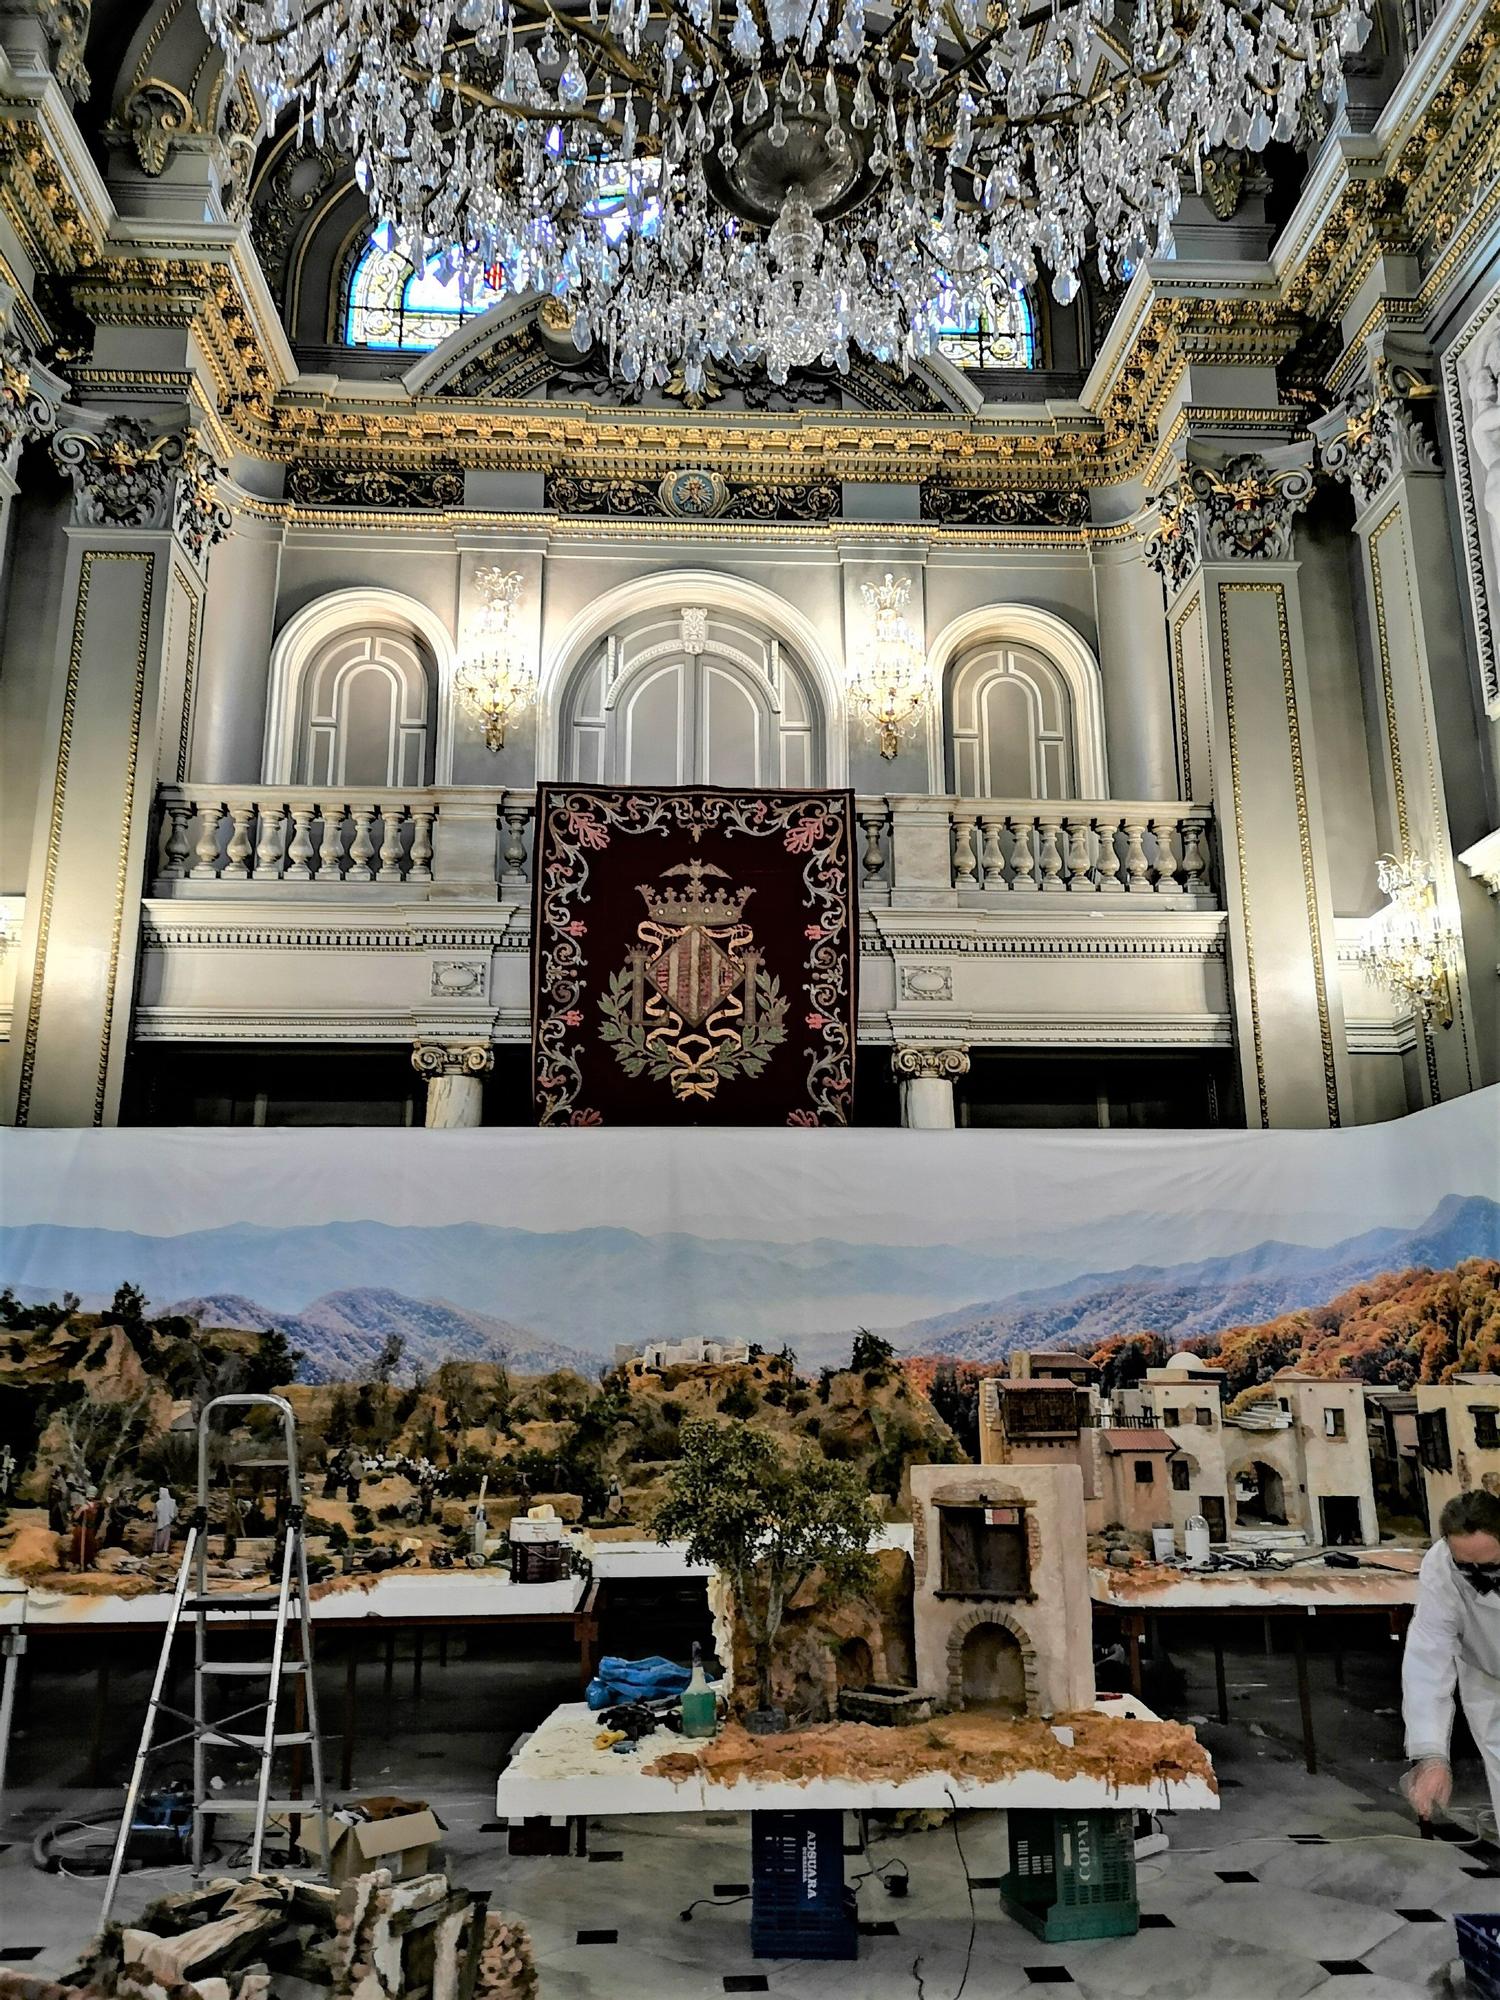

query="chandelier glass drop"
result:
[1356,850,1456,1030]
[455,567,536,750]
[201,0,1372,389]
[849,572,930,759]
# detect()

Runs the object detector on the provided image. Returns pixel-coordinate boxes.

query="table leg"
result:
[1292,1622,1316,1775]
[1213,1631,1228,1725]
[342,1644,357,1790]
[383,1632,395,1697]
[88,1654,110,1785]
[1124,1616,1144,1700]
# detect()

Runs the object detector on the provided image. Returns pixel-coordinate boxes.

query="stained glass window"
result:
[935,290,1038,370]
[343,234,509,351]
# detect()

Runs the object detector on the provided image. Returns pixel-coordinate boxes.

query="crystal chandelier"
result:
[201,0,1372,389]
[455,567,536,750]
[1356,851,1456,1030]
[848,572,930,760]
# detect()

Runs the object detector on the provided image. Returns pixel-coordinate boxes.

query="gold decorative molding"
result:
[1215,582,1269,1130]
[1367,507,1413,853]
[1170,591,1202,801]
[95,557,153,1125]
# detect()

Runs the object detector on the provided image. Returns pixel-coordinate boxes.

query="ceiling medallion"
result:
[658,468,728,517]
[201,0,1373,391]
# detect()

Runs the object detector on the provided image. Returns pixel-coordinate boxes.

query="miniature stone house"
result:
[1223,1372,1379,1546]
[1098,1428,1177,1534]
[1119,1352,1232,1544]
[977,1377,1103,1526]
[1414,1375,1500,1527]
[613,1336,753,1371]
[910,1464,1094,1718]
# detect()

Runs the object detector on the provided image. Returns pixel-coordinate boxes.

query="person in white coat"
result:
[1403,1489,1500,1830]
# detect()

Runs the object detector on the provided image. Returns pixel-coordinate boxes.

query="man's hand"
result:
[1404,1757,1453,1820]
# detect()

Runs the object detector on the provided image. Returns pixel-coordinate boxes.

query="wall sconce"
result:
[1356,850,1457,1029]
[455,567,537,752]
[846,572,932,761]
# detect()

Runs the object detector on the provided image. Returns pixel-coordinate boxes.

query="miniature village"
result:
[0,1260,1493,1994]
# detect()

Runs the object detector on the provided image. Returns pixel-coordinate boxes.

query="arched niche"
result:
[927,605,1110,800]
[543,571,848,787]
[264,589,457,787]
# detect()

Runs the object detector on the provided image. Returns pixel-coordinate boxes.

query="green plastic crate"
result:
[999,1808,1139,1942]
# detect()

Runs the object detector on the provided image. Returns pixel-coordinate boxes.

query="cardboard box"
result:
[299,1795,445,1884]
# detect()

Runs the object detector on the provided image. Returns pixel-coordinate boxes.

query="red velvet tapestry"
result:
[531,786,857,1126]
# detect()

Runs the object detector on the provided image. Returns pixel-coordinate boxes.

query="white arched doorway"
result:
[542,572,847,787]
[927,605,1109,800]
[263,588,459,786]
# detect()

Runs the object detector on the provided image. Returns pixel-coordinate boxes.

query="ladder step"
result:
[201,1660,309,1675]
[195,1798,319,1815]
[200,1730,316,1749]
[185,1594,287,1612]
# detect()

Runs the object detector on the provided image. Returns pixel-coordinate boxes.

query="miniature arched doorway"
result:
[838,1637,875,1691]
[959,1624,1027,1714]
[1233,1459,1289,1527]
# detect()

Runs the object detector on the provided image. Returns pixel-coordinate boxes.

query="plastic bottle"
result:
[679,1641,718,1739]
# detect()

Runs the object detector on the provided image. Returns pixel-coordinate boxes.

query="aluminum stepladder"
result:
[101,1393,331,1925]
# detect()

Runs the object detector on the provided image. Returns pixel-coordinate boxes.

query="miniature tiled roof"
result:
[1100,1427,1177,1452]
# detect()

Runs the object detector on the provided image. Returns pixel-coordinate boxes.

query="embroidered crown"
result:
[637,859,754,928]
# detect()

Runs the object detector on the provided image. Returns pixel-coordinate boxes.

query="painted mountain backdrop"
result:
[1,1191,1494,1376]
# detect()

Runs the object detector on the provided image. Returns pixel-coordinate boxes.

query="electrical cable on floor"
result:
[679,1893,750,1921]
[909,1787,977,2000]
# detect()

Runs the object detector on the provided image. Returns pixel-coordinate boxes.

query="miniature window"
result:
[1170,1459,1191,1492]
[1004,1386,1081,1440]
[1418,1409,1452,1472]
[1324,1407,1347,1439]
[1162,1406,1181,1428]
[937,1506,1030,1597]
[1195,1407,1214,1427]
[1133,1459,1154,1484]
[1473,1406,1499,1449]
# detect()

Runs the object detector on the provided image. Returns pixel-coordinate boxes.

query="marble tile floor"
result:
[3,1750,1497,2000]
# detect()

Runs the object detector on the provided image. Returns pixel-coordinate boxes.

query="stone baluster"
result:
[1180,815,1209,899]
[410,809,435,883]
[978,815,1007,886]
[347,809,376,883]
[254,801,286,880]
[224,803,256,880]
[376,804,406,882]
[1036,815,1065,892]
[1095,817,1124,892]
[1122,816,1151,892]
[190,803,224,879]
[951,811,978,887]
[316,806,346,881]
[1153,820,1182,894]
[502,806,530,882]
[858,811,887,883]
[160,801,193,879]
[285,805,317,881]
[1064,820,1092,890]
[1010,817,1037,891]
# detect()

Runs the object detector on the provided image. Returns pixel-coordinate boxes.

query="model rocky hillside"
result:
[0,1292,961,1592]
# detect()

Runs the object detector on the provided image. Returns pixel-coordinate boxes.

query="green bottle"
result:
[680,1642,718,1739]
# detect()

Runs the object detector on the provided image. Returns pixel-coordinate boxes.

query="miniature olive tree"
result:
[655,1418,882,1716]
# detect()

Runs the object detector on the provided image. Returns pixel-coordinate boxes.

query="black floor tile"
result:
[1289,1834,1328,1844]
[1462,1865,1500,1878]
[705,1813,738,1825]
[723,1979,769,1994]
[860,1921,900,1936]
[477,1819,506,1832]
[1023,1971,1074,1986]
[844,1843,863,1855]
[713,1883,750,1897]
[1470,1838,1500,1862]
[1138,1913,1175,1928]
[1428,1822,1476,1842]
[575,1930,617,1946]
[1396,1909,1442,1923]
[1318,1961,1370,1976]
[1215,1869,1258,1883]
[0,1951,42,1964]
[588,1849,623,1863]
[1216,1777,1244,1788]
[968,1875,1005,1889]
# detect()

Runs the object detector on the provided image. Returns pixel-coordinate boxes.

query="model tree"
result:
[655,1419,882,1717]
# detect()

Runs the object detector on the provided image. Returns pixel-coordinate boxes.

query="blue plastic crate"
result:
[1457,1913,1500,2000]
[750,1811,856,1961]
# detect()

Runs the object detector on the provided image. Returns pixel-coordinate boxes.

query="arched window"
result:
[948,641,1078,798]
[343,235,509,351]
[936,290,1038,370]
[295,627,436,788]
[560,604,822,787]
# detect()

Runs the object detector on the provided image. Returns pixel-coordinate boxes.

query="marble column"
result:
[1091,534,1180,799]
[1,416,229,1126]
[1146,449,1352,1128]
[411,1041,495,1127]
[892,1045,969,1128]
[1314,356,1494,1097]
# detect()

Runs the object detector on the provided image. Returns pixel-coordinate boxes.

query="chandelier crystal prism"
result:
[455,567,536,751]
[849,572,930,759]
[1356,850,1457,1030]
[200,0,1373,387]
